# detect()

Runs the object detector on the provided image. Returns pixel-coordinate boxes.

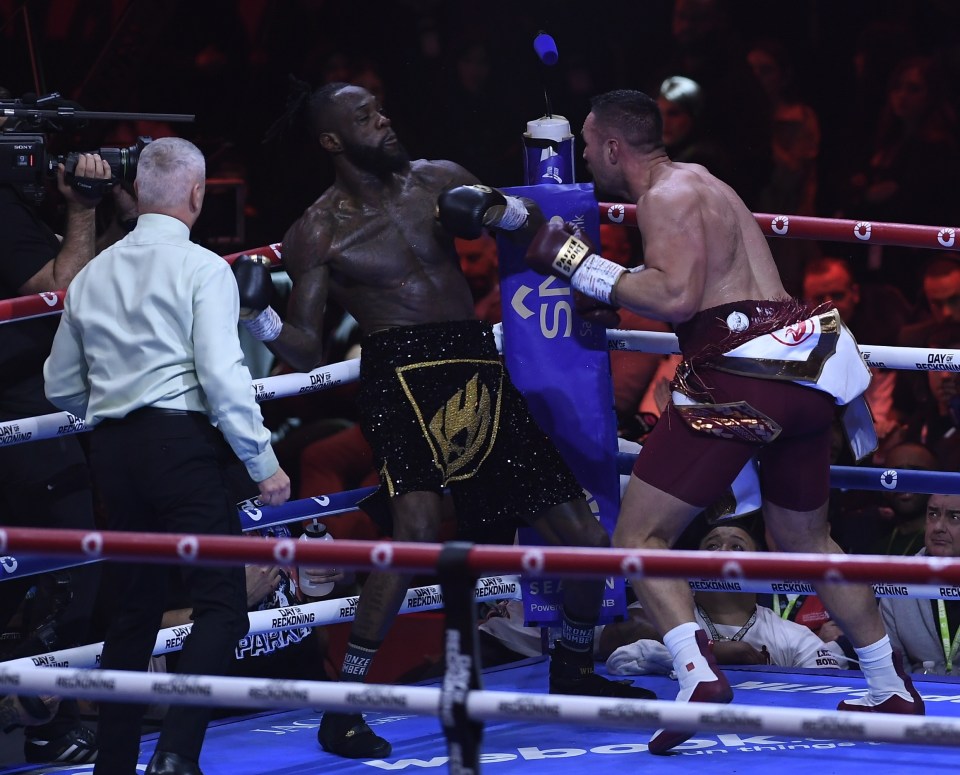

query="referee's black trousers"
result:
[90,410,249,774]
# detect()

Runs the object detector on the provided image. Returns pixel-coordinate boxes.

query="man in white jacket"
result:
[605,522,845,674]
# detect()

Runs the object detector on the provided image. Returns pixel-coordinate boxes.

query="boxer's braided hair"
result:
[264,76,354,144]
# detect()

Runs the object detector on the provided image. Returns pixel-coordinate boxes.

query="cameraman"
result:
[0,94,135,765]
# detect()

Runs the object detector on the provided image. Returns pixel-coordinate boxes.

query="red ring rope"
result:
[0,289,65,322]
[600,206,959,250]
[4,209,956,326]
[4,526,960,586]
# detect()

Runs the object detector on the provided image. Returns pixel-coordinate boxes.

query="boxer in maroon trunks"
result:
[635,299,836,514]
[525,89,924,755]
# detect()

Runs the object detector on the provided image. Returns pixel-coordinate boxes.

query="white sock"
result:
[663,623,717,701]
[849,636,911,705]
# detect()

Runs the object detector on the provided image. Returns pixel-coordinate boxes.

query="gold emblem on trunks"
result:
[674,401,782,444]
[428,374,493,478]
[396,359,503,483]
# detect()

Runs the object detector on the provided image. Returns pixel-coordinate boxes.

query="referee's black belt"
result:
[127,406,200,418]
[101,406,204,424]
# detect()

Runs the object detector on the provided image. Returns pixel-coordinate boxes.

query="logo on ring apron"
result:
[396,359,504,483]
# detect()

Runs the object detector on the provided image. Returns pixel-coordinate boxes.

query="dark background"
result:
[1,0,958,254]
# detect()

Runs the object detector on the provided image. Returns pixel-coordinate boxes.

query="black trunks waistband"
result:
[361,319,498,366]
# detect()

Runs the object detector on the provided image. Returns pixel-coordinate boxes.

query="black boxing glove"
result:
[232,254,282,341]
[526,217,636,306]
[574,290,621,328]
[437,184,535,239]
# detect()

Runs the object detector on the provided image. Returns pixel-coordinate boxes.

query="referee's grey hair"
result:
[136,137,206,210]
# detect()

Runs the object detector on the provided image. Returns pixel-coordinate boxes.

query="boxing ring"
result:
[3,205,960,774]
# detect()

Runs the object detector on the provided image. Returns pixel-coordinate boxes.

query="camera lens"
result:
[62,136,151,186]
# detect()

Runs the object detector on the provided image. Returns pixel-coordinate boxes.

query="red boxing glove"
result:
[525,218,593,279]
[526,217,628,305]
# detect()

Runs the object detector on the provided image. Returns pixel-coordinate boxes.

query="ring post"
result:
[496,183,625,625]
[437,541,484,774]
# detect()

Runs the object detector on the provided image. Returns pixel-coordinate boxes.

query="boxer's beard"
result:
[589,173,622,205]
[342,137,410,178]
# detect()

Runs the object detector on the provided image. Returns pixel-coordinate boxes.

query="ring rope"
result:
[607,330,960,373]
[4,206,957,327]
[3,526,960,586]
[1,664,959,748]
[0,289,64,324]
[613,452,960,496]
[0,357,360,447]
[2,575,522,671]
[600,205,960,251]
[4,332,958,451]
[6,212,958,757]
[0,487,376,583]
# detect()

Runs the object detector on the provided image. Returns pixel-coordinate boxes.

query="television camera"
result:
[0,92,194,204]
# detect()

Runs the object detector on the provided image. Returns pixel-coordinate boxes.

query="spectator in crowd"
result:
[749,37,821,218]
[600,521,845,673]
[655,0,771,208]
[890,321,960,471]
[894,256,960,421]
[833,442,937,558]
[900,255,960,346]
[755,528,850,659]
[749,37,822,297]
[455,233,501,325]
[881,492,960,675]
[160,517,349,690]
[802,255,913,444]
[657,75,736,189]
[841,55,960,298]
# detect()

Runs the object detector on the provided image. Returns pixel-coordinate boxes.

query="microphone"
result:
[533,32,558,66]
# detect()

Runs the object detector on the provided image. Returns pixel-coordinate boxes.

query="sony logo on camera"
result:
[1,90,191,204]
[0,132,149,204]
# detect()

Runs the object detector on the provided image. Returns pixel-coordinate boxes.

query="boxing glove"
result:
[232,254,282,341]
[437,185,534,240]
[574,290,621,328]
[526,218,632,306]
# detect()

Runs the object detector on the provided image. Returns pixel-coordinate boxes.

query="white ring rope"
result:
[5,329,959,449]
[1,665,959,748]
[0,357,360,448]
[607,330,960,372]
[1,575,521,671]
[687,578,960,600]
[9,575,951,673]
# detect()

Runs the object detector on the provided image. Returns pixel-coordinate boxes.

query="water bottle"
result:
[298,519,335,598]
[522,115,575,186]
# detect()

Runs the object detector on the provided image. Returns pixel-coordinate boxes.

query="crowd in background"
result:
[3,0,960,762]
[2,0,960,277]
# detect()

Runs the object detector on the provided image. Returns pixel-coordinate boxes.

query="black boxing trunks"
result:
[634,300,871,513]
[357,319,584,533]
